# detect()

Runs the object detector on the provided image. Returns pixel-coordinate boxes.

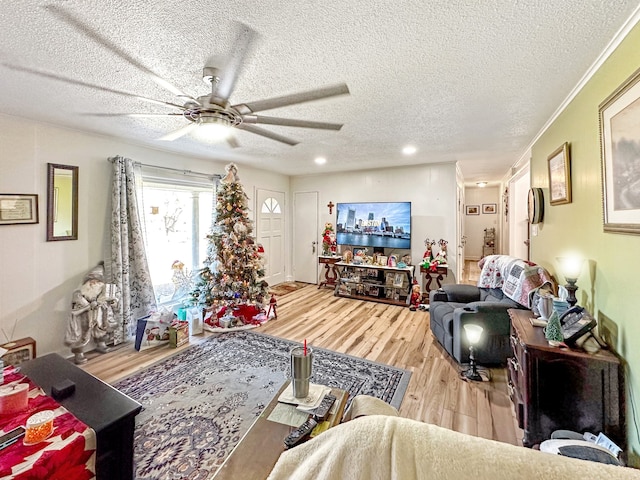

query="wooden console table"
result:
[507,309,624,448]
[419,264,448,302]
[318,255,341,289]
[20,353,142,480]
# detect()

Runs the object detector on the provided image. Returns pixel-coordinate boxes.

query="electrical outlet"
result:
[598,311,618,352]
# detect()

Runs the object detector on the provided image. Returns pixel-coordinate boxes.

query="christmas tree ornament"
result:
[544,311,564,345]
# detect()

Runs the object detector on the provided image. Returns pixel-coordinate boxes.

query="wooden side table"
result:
[318,255,341,289]
[420,264,448,302]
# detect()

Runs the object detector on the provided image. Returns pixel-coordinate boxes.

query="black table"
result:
[20,353,142,480]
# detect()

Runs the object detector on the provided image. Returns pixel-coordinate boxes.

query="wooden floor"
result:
[84,260,522,446]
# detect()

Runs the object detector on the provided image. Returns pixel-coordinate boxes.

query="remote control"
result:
[284,417,318,449]
[312,394,336,422]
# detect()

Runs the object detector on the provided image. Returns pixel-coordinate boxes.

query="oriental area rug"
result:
[114,330,411,480]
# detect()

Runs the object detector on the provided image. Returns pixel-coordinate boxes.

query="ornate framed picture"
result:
[547,143,571,205]
[599,66,640,234]
[0,194,39,225]
[465,205,479,215]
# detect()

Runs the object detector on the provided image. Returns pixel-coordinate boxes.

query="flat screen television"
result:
[335,201,411,249]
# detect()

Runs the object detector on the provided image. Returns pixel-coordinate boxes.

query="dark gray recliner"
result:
[429,284,527,365]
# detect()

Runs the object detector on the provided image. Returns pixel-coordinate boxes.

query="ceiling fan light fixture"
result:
[193,115,232,142]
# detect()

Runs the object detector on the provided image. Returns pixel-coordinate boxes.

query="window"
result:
[140,175,215,304]
[261,197,281,214]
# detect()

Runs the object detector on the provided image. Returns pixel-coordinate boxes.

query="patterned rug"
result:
[114,330,411,480]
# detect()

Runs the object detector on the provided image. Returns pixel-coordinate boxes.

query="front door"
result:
[293,191,318,283]
[256,189,285,285]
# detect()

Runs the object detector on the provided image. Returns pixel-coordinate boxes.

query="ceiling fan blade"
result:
[234,83,350,114]
[3,63,186,110]
[237,124,298,146]
[226,135,240,149]
[45,5,191,99]
[158,123,199,141]
[242,115,343,130]
[213,22,258,102]
[83,113,184,117]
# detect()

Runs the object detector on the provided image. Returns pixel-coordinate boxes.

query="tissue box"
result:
[169,322,189,348]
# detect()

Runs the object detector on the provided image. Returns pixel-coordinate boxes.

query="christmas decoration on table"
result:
[421,238,448,272]
[190,163,269,332]
[322,222,335,255]
[544,310,564,346]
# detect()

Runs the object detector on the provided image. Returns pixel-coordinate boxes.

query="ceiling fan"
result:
[5,6,350,148]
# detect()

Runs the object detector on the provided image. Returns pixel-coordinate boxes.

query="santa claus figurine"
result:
[409,281,421,311]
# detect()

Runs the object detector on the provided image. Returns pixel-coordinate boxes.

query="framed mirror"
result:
[47,163,78,241]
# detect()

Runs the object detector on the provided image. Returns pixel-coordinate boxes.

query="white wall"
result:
[463,186,500,260]
[291,162,459,283]
[0,113,289,357]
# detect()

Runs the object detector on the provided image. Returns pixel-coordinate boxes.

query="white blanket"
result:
[267,416,640,480]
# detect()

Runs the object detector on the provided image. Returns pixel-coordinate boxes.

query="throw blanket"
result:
[478,255,554,308]
[267,416,640,480]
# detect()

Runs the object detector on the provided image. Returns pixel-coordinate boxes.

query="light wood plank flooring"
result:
[84,260,522,446]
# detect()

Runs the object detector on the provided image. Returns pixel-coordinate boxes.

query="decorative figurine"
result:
[409,281,421,311]
[65,262,119,364]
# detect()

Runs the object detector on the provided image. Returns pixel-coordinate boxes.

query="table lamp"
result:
[557,256,584,307]
[463,323,484,382]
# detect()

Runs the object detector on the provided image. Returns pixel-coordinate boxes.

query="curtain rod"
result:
[108,157,221,180]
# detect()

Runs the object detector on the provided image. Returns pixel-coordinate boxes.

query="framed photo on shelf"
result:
[392,273,404,288]
[599,65,640,234]
[465,205,479,215]
[482,203,497,214]
[368,286,380,297]
[0,194,39,225]
[547,142,571,205]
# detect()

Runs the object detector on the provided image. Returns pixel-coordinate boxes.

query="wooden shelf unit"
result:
[334,262,414,306]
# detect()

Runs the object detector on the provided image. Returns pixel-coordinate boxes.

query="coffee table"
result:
[213,382,348,479]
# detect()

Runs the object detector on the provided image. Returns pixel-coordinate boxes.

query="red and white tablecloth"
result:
[0,366,96,480]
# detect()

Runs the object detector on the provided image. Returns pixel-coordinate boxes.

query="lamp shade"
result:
[464,324,483,345]
[557,256,584,280]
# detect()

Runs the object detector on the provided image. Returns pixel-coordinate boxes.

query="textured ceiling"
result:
[1,1,639,182]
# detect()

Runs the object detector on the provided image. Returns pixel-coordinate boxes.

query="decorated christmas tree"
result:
[190,164,269,328]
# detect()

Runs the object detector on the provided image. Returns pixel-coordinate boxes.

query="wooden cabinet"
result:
[507,309,624,448]
[334,262,414,306]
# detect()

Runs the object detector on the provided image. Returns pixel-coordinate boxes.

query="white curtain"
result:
[109,155,156,344]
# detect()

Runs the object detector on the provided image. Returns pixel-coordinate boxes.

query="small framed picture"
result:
[465,205,480,215]
[393,273,404,288]
[0,194,39,225]
[547,142,571,206]
[368,286,380,297]
[482,203,497,214]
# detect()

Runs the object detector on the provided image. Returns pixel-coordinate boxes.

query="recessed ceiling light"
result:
[315,157,327,165]
[402,145,417,155]
[476,182,488,188]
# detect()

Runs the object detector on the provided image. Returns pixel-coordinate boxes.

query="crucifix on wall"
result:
[327,201,334,214]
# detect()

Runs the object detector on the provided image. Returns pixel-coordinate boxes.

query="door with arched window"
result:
[256,189,285,285]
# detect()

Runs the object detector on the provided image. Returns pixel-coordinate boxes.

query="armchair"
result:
[429,255,555,365]
[429,285,524,365]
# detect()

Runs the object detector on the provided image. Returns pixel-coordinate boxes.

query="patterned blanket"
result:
[478,255,554,308]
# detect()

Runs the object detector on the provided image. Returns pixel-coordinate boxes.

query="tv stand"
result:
[334,262,414,306]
